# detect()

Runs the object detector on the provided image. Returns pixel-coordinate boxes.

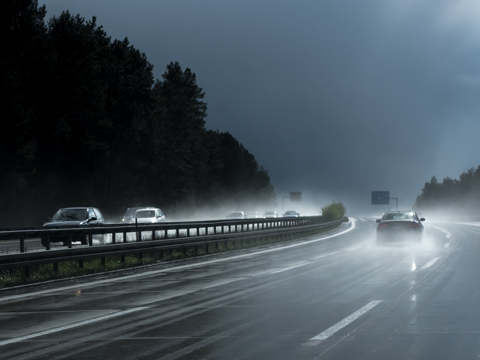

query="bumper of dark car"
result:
[376,229,422,243]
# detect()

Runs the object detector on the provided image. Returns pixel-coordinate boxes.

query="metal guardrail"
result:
[0,216,343,274]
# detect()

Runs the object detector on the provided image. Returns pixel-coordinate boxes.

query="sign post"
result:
[282,192,302,212]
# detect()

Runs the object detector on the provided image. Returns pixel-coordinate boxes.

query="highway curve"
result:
[1,218,479,359]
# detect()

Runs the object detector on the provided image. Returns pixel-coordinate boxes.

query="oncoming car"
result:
[130,208,166,224]
[376,210,425,245]
[263,211,278,218]
[226,211,246,219]
[283,210,300,218]
[122,206,155,222]
[41,207,105,246]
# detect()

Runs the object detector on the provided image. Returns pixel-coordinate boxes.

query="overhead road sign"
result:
[372,191,390,205]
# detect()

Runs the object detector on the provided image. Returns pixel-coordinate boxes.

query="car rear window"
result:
[384,212,414,220]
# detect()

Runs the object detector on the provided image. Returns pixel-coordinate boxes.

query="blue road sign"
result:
[372,191,390,205]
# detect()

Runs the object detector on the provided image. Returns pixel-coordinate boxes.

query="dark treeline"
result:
[0,0,276,227]
[415,166,480,215]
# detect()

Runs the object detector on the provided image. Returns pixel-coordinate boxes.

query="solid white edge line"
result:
[303,300,383,346]
[0,307,148,347]
[0,220,356,303]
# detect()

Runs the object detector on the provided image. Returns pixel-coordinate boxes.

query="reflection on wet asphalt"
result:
[1,219,480,359]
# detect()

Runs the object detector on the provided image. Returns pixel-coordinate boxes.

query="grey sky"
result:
[40,0,480,214]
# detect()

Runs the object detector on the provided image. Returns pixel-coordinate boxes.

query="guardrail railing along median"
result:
[0,216,344,275]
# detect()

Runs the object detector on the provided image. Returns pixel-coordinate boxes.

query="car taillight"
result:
[378,223,388,228]
[408,223,419,227]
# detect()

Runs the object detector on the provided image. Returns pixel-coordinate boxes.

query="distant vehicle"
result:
[226,211,246,219]
[283,210,300,218]
[375,210,425,245]
[246,211,259,218]
[263,211,278,218]
[41,207,105,246]
[130,208,166,224]
[122,206,155,223]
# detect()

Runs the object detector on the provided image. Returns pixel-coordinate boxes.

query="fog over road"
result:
[1,219,479,359]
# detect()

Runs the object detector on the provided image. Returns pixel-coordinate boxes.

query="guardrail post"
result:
[46,233,51,250]
[197,227,200,236]
[176,228,179,238]
[123,231,127,243]
[214,226,217,235]
[88,232,93,246]
[112,232,116,244]
[205,243,209,254]
[20,233,25,253]
[152,230,156,241]
[68,231,72,249]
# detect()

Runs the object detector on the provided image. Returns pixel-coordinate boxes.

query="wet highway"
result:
[1,218,480,359]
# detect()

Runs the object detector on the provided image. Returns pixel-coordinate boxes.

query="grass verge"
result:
[0,223,342,289]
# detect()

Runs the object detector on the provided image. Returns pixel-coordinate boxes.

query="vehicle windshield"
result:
[285,211,297,215]
[135,210,155,218]
[51,209,88,221]
[125,207,144,217]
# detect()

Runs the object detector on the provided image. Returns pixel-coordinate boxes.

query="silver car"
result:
[226,211,246,219]
[122,206,155,223]
[283,210,301,218]
[130,208,166,224]
[263,211,278,218]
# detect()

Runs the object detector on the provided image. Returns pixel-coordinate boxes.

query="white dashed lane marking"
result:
[303,300,383,346]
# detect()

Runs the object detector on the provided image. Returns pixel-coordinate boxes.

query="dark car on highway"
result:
[41,207,105,246]
[376,210,425,245]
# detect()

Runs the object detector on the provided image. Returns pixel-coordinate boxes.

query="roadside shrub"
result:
[321,201,346,221]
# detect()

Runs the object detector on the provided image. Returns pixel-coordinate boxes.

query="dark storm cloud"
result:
[40,0,480,214]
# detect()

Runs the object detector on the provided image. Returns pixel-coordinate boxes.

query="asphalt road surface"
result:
[1,218,479,359]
